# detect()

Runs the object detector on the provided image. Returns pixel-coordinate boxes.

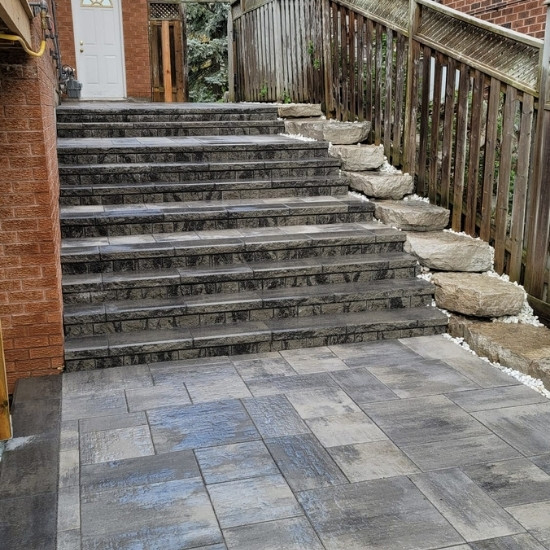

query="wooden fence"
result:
[231,0,550,319]
[149,1,188,102]
[1,320,11,440]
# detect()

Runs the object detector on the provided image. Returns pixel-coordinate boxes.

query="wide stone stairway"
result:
[56,102,447,371]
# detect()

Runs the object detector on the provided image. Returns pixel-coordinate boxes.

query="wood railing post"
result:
[228,6,235,102]
[525,0,550,298]
[321,0,334,116]
[161,20,173,102]
[403,0,420,175]
[0,320,12,441]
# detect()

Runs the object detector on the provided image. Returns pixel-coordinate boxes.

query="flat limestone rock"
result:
[405,231,493,272]
[323,121,371,144]
[277,103,323,118]
[374,200,449,231]
[346,171,413,200]
[449,316,550,389]
[432,273,525,317]
[284,119,371,144]
[329,145,385,171]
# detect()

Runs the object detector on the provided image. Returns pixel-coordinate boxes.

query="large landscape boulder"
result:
[449,317,550,389]
[346,171,413,200]
[405,231,493,272]
[277,103,323,118]
[329,144,385,170]
[284,119,371,144]
[431,273,525,317]
[374,200,449,231]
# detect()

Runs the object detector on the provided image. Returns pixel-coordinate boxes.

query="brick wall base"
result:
[442,0,546,38]
[0,19,64,392]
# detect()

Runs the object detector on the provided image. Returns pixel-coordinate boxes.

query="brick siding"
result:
[442,0,546,38]
[0,9,64,391]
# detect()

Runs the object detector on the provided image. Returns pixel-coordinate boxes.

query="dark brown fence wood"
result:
[0,320,11,441]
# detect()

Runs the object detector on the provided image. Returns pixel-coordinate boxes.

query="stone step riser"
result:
[61,240,406,275]
[59,184,349,206]
[56,123,284,139]
[59,162,340,186]
[61,212,372,239]
[64,322,446,371]
[57,146,330,166]
[56,112,279,124]
[62,261,419,305]
[64,293,433,337]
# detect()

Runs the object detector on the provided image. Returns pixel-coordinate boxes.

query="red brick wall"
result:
[442,0,546,38]
[122,0,151,99]
[56,0,152,99]
[0,6,64,391]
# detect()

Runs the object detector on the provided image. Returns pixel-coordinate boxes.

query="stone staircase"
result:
[57,102,447,371]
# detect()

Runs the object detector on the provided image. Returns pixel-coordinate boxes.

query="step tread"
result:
[61,222,404,256]
[60,197,373,220]
[63,278,434,320]
[64,306,448,356]
[62,250,418,290]
[57,120,284,129]
[57,134,327,152]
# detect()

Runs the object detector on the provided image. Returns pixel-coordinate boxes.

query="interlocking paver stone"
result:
[286,388,361,419]
[195,441,279,484]
[411,468,524,542]
[468,534,548,549]
[223,517,324,550]
[305,411,387,447]
[265,434,348,491]
[207,475,302,529]
[280,346,349,374]
[328,440,420,481]
[502,502,550,548]
[329,367,398,404]
[147,399,260,453]
[298,476,464,549]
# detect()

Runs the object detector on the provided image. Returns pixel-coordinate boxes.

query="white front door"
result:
[71,0,126,99]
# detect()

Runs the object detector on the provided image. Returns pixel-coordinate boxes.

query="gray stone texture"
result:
[346,170,414,199]
[405,231,494,271]
[284,118,371,144]
[432,273,525,317]
[330,144,385,171]
[277,103,323,118]
[374,199,450,231]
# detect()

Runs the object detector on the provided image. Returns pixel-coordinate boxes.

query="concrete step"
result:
[63,278,434,337]
[63,306,448,371]
[60,223,406,275]
[56,135,331,166]
[56,119,285,138]
[56,102,281,124]
[62,251,419,304]
[58,158,340,186]
[59,197,374,238]
[59,176,349,206]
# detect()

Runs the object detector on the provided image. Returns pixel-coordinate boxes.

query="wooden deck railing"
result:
[231,0,550,319]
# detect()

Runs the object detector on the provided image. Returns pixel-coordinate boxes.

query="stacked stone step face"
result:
[57,102,447,371]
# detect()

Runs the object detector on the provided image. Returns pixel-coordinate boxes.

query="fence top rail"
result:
[417,0,543,49]
[330,0,409,34]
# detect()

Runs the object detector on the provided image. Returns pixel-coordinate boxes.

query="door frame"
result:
[71,0,128,99]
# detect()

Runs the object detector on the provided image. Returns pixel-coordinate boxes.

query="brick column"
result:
[0,24,64,391]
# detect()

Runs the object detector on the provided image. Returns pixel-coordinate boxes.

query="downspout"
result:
[0,2,49,57]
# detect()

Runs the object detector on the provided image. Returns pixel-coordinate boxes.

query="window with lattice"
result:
[149,3,181,20]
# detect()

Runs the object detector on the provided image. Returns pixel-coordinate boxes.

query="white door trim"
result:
[71,0,127,100]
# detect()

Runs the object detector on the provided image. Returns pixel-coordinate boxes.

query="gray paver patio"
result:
[2,335,550,549]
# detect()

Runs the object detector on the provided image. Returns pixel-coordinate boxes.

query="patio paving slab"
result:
[2,335,550,549]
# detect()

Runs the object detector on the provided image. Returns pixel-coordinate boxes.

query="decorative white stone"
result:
[277,103,323,118]
[374,200,450,231]
[330,145,385,171]
[405,231,493,272]
[284,119,371,144]
[432,273,525,317]
[346,171,413,200]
